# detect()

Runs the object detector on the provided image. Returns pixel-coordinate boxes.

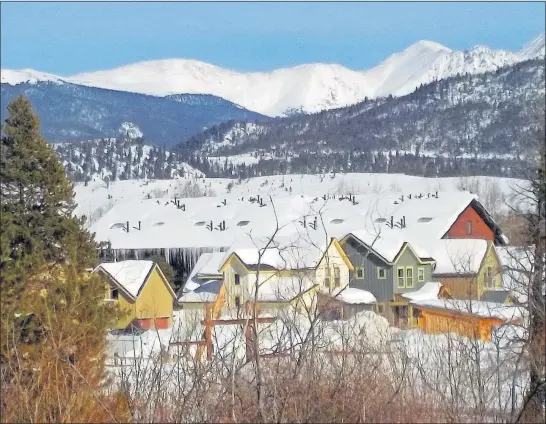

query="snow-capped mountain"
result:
[2,33,542,116]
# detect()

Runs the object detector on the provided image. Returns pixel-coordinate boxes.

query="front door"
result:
[393,305,409,328]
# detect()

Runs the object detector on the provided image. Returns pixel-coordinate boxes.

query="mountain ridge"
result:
[2,33,544,116]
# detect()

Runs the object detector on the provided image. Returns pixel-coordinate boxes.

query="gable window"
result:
[484,267,494,289]
[356,267,365,279]
[417,267,425,283]
[466,220,472,235]
[110,287,119,300]
[324,272,331,288]
[397,267,405,288]
[234,274,240,286]
[234,296,241,310]
[377,267,386,279]
[334,267,341,287]
[406,267,414,288]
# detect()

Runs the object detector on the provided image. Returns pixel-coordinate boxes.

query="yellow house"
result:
[428,239,504,300]
[219,237,354,316]
[93,260,176,329]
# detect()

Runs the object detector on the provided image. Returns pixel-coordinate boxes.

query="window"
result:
[324,274,331,287]
[356,267,365,279]
[417,267,425,282]
[234,274,240,286]
[466,220,472,235]
[417,217,433,223]
[484,267,494,289]
[334,267,341,287]
[406,267,414,288]
[234,296,241,310]
[397,267,405,288]
[376,303,385,314]
[377,267,386,279]
[110,287,119,300]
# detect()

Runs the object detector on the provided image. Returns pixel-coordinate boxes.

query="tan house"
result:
[426,239,503,300]
[94,260,176,329]
[218,237,354,316]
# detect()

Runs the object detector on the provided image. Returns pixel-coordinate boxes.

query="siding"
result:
[341,237,393,302]
[445,205,494,241]
[393,245,433,295]
[104,266,175,329]
[436,243,502,300]
[315,242,351,291]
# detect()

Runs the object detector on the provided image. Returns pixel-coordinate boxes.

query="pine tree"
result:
[0,97,116,421]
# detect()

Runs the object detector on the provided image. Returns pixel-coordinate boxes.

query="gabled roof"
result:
[94,260,175,300]
[342,230,433,265]
[178,279,223,303]
[426,239,490,276]
[220,233,347,272]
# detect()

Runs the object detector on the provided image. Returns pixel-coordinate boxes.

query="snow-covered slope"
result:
[0,68,65,85]
[2,33,544,116]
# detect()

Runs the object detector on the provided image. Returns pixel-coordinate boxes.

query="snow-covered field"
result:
[74,172,528,226]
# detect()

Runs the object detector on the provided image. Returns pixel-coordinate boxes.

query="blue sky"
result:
[1,2,544,75]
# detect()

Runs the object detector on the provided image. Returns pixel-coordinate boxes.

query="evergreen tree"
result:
[0,97,115,421]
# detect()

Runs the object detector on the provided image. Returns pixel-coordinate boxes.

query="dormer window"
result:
[110,223,126,230]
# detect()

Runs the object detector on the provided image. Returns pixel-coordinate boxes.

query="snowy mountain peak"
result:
[0,68,64,85]
[2,33,544,117]
[404,40,452,55]
[520,33,546,59]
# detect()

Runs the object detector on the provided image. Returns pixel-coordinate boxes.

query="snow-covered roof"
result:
[88,190,496,253]
[410,298,525,322]
[255,274,316,302]
[227,231,334,271]
[330,287,377,304]
[402,282,443,301]
[178,279,223,303]
[345,229,432,263]
[426,239,489,275]
[184,252,225,285]
[95,260,155,298]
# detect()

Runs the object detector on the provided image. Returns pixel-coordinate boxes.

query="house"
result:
[410,298,524,341]
[385,193,507,245]
[494,245,535,305]
[218,235,354,316]
[93,260,176,329]
[177,252,227,318]
[339,230,435,327]
[426,239,504,301]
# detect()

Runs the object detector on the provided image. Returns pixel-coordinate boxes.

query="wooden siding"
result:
[393,245,433,295]
[445,205,494,241]
[341,237,394,302]
[416,307,507,341]
[103,266,175,329]
[436,242,502,300]
[316,241,351,292]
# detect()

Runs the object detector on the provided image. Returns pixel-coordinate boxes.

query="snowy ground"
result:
[74,172,528,226]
